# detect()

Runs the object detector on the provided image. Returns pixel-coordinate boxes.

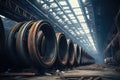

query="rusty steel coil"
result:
[28,20,57,68]
[74,44,81,65]
[67,39,75,66]
[55,32,68,66]
[16,21,33,66]
[7,22,24,66]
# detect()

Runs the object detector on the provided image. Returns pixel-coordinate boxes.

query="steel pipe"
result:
[74,44,81,66]
[67,39,75,66]
[55,32,68,66]
[7,22,24,66]
[28,20,57,68]
[16,21,33,66]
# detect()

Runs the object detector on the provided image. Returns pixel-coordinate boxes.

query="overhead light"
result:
[81,23,88,29]
[67,21,71,24]
[51,3,57,8]
[73,8,82,15]
[0,15,5,18]
[56,8,60,11]
[59,1,67,5]
[77,16,85,22]
[37,0,42,3]
[82,0,86,3]
[64,25,69,29]
[76,31,80,35]
[80,30,84,34]
[65,10,71,13]
[63,6,69,10]
[85,29,90,33]
[78,28,81,30]
[68,0,80,8]
[85,7,88,14]
[68,14,74,17]
[72,19,77,23]
[52,12,56,16]
[87,15,90,19]
[49,0,54,2]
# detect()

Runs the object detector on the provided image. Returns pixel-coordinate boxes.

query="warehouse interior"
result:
[0,0,120,80]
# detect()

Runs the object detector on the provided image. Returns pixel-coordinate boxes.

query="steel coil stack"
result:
[6,20,57,69]
[53,32,68,69]
[0,20,95,71]
[67,39,75,67]
[74,44,81,66]
[80,48,95,65]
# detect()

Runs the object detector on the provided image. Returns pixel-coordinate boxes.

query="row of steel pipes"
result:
[0,19,94,71]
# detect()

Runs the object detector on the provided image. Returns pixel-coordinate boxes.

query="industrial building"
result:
[0,0,120,80]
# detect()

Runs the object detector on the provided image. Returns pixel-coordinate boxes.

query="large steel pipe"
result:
[28,20,57,68]
[16,21,33,66]
[55,32,68,67]
[74,44,81,66]
[67,39,75,66]
[80,48,84,65]
[7,22,24,66]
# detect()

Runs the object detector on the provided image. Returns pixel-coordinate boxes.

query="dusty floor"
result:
[0,64,120,80]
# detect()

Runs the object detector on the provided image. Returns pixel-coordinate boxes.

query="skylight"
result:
[63,6,69,10]
[73,8,82,15]
[72,19,77,23]
[0,15,5,18]
[59,1,67,6]
[68,0,80,8]
[51,3,57,8]
[68,0,97,52]
[65,10,71,13]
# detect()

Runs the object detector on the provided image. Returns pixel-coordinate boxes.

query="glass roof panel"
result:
[63,6,69,10]
[72,19,77,23]
[73,8,82,15]
[59,1,67,6]
[65,10,71,13]
[68,0,80,8]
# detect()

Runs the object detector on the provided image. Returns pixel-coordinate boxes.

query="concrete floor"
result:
[0,64,120,80]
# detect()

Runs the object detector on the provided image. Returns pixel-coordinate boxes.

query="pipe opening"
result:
[58,33,67,65]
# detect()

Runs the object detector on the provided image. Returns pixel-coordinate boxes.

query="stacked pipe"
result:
[53,32,68,69]
[74,44,81,66]
[6,20,57,69]
[80,48,94,65]
[0,19,95,71]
